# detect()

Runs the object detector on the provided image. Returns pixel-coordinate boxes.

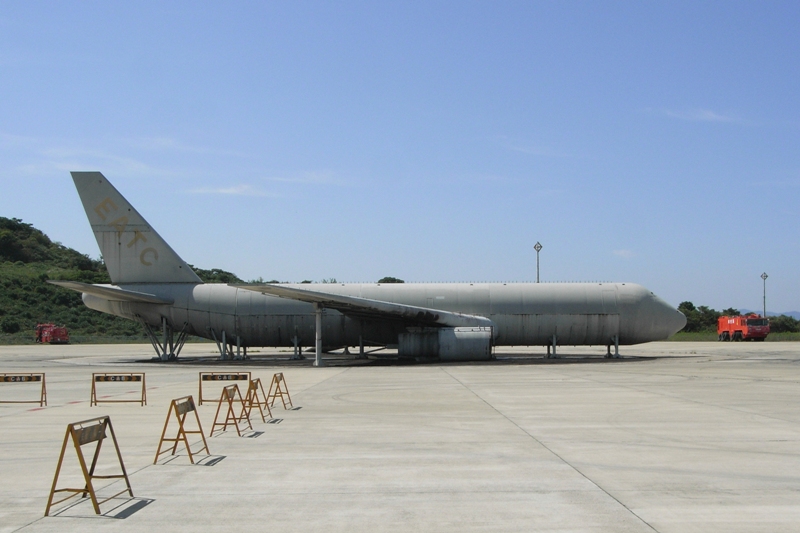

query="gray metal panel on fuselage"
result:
[268,282,624,346]
[82,281,682,349]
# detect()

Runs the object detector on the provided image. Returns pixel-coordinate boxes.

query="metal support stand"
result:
[355,333,367,359]
[291,335,303,360]
[314,304,324,367]
[139,316,188,361]
[547,334,560,359]
[605,335,620,358]
[210,329,233,361]
[490,326,497,360]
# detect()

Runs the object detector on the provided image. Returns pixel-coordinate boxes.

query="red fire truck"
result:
[717,314,769,341]
[34,324,70,344]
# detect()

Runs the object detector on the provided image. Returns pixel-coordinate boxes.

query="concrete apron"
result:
[0,341,799,532]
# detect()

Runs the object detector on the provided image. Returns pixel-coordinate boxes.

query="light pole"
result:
[534,242,542,283]
[761,272,768,317]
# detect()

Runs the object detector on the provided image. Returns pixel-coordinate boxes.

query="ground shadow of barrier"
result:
[47,496,155,519]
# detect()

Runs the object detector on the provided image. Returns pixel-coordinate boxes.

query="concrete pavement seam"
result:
[440,366,662,533]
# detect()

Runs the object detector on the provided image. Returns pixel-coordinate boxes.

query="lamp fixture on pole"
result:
[534,242,543,283]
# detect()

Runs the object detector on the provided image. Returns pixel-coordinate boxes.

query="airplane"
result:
[50,172,687,365]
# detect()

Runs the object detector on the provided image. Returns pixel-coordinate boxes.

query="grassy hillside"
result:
[0,217,241,344]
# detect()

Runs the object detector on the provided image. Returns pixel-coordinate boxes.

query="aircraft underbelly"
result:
[494,313,620,345]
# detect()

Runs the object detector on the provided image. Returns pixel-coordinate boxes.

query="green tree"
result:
[377,276,404,283]
[767,315,800,333]
[0,217,100,269]
[187,265,243,283]
[1,317,20,334]
[678,301,721,332]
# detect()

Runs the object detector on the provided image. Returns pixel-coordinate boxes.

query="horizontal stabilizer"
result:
[48,281,174,305]
[232,284,494,329]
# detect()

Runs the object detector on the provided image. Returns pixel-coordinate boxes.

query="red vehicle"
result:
[717,314,769,342]
[35,323,70,344]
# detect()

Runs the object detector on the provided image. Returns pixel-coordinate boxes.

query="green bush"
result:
[0,318,20,334]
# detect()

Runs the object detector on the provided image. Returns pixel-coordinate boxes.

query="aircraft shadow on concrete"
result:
[132,353,656,367]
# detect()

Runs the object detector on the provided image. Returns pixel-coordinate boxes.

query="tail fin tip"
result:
[71,171,202,285]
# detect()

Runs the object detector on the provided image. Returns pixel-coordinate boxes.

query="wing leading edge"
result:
[232,284,494,329]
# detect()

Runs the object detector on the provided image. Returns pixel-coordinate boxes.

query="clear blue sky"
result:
[1,1,798,312]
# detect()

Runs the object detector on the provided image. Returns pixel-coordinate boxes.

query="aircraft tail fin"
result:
[71,172,202,284]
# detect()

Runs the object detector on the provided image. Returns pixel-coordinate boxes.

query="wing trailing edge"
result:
[232,284,494,328]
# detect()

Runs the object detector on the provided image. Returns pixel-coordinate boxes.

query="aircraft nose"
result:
[669,308,688,335]
[649,295,687,339]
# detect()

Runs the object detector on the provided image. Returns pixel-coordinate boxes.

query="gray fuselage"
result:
[83,282,686,348]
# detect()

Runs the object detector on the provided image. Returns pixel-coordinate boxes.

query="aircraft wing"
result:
[48,281,174,305]
[232,284,494,328]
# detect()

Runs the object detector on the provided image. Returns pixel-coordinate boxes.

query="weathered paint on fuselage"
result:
[83,282,686,348]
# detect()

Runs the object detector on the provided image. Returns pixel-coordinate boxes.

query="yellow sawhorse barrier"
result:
[1,373,47,407]
[154,396,210,464]
[209,384,252,437]
[267,372,293,409]
[243,378,272,422]
[44,416,133,516]
[90,373,146,406]
[198,372,250,405]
